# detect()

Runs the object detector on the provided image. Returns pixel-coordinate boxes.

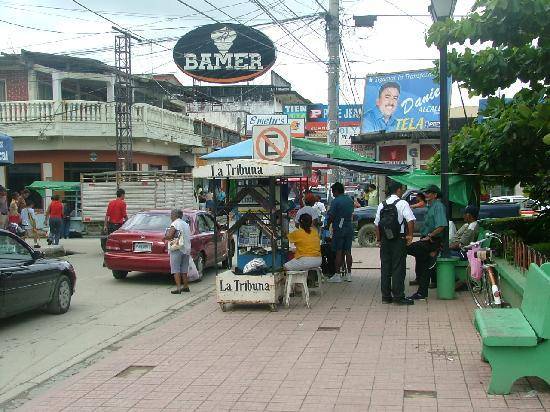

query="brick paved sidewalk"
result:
[18,248,550,411]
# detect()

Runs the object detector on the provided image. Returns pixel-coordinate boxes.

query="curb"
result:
[0,283,216,406]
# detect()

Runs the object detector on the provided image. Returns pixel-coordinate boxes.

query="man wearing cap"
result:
[374,182,416,305]
[407,184,448,300]
[450,205,480,257]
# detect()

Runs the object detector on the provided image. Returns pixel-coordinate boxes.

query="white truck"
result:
[80,171,197,237]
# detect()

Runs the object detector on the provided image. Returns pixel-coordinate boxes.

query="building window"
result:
[64,162,116,182]
[0,79,6,101]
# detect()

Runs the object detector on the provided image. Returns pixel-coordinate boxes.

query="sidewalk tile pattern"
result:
[17,249,549,411]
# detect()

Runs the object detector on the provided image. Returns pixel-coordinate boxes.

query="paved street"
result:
[0,238,218,406]
[3,247,549,411]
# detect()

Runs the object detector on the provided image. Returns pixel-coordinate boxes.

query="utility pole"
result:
[113,26,140,171]
[326,0,340,148]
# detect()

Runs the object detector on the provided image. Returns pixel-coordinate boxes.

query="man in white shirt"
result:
[374,182,416,305]
[295,192,321,227]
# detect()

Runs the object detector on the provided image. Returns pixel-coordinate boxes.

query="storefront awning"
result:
[389,169,475,206]
[27,181,80,192]
[200,137,406,174]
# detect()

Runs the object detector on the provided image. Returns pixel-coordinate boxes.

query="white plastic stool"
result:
[308,267,323,296]
[284,271,310,308]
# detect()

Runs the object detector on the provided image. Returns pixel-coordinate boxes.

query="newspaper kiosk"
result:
[193,158,302,311]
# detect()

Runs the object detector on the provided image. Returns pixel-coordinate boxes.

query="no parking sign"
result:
[252,125,292,164]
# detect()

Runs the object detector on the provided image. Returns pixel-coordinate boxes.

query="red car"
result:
[104,209,233,280]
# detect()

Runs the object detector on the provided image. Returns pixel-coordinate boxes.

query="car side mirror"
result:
[32,250,45,260]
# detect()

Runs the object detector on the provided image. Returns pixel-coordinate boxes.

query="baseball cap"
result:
[422,184,442,196]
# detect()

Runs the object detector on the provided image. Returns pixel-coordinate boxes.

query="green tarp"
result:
[389,169,475,206]
[291,138,375,163]
[27,181,80,195]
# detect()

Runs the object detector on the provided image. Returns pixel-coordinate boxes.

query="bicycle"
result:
[462,231,504,308]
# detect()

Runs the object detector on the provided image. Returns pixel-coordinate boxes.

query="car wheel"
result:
[358,223,377,247]
[222,240,235,269]
[195,253,205,278]
[112,270,128,279]
[46,274,72,314]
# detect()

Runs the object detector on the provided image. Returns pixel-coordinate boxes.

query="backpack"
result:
[379,200,403,240]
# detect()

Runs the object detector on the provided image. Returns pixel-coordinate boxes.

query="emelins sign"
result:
[173,23,276,84]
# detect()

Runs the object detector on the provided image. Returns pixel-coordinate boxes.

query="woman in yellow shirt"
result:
[284,213,322,271]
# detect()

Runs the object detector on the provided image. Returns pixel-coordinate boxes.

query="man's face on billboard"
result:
[376,87,399,118]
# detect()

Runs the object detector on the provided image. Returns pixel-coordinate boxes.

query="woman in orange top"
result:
[45,194,64,245]
[284,213,322,272]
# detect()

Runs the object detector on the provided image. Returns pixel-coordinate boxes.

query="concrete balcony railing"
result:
[0,100,202,147]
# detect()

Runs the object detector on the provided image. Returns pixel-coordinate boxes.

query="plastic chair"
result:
[285,271,310,308]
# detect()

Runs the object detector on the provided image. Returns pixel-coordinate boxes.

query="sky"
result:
[0,0,484,108]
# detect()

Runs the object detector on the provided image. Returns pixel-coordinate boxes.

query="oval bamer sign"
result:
[173,23,277,84]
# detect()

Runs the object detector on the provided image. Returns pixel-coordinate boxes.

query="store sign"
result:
[0,133,14,165]
[173,23,276,84]
[361,69,452,134]
[283,105,308,119]
[290,118,305,138]
[252,124,292,163]
[193,159,302,179]
[246,114,287,135]
[338,126,359,146]
[306,104,361,131]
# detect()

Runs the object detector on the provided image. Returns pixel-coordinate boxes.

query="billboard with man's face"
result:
[360,69,451,134]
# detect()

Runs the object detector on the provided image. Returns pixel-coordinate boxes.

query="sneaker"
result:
[171,289,182,294]
[409,279,419,286]
[344,273,352,282]
[382,297,393,304]
[408,292,427,300]
[34,244,41,249]
[327,275,342,283]
[182,287,190,292]
[394,297,414,305]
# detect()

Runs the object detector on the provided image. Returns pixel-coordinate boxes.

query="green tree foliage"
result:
[426,0,550,204]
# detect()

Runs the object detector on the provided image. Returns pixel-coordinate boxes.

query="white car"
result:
[488,196,528,204]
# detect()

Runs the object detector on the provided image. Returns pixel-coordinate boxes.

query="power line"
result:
[249,0,325,65]
[0,17,101,34]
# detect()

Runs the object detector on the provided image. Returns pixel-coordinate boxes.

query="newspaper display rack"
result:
[192,159,302,311]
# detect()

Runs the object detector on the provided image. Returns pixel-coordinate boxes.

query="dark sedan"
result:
[0,230,76,319]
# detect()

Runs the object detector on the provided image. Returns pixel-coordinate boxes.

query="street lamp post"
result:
[429,0,456,258]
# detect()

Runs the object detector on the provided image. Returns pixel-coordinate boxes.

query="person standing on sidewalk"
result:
[325,182,354,283]
[407,185,448,300]
[164,209,191,294]
[0,187,9,229]
[374,182,415,305]
[45,194,63,245]
[21,200,41,248]
[104,189,128,237]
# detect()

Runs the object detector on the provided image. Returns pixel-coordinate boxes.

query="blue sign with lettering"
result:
[360,69,451,134]
[0,133,14,164]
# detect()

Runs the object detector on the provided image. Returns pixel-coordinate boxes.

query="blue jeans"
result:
[62,219,71,239]
[49,217,62,245]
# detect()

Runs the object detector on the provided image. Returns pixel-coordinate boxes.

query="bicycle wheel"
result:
[466,266,488,309]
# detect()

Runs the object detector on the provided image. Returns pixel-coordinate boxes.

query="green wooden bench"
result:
[474,262,550,394]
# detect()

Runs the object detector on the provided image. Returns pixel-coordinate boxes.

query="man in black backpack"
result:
[374,182,416,305]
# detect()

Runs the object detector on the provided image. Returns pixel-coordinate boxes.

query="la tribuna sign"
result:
[173,23,276,84]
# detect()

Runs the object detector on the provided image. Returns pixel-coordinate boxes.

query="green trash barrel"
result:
[436,257,459,300]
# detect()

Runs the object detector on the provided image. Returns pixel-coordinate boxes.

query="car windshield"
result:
[0,234,31,260]
[122,213,172,231]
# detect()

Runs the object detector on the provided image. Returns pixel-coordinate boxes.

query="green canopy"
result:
[389,169,475,206]
[27,181,80,195]
[291,138,375,163]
